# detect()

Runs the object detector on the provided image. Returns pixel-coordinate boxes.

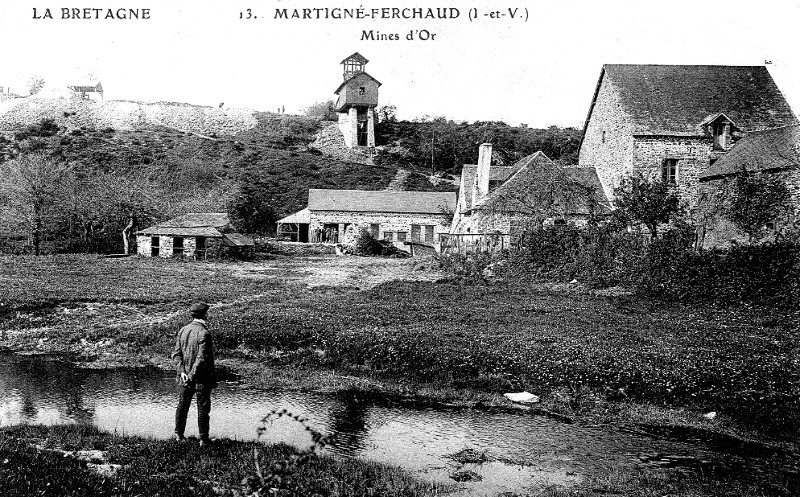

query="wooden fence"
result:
[439,233,515,255]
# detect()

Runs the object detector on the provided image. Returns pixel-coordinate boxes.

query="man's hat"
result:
[189,302,210,314]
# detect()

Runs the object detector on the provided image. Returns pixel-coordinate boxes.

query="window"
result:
[358,86,366,96]
[370,224,380,238]
[424,225,435,244]
[601,131,606,144]
[383,231,394,241]
[553,219,567,226]
[151,236,160,257]
[410,224,421,242]
[397,231,407,242]
[662,159,678,184]
[196,237,206,260]
[712,122,727,150]
[173,237,184,258]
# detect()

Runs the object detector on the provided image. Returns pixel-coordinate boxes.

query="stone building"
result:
[578,65,799,207]
[136,213,253,259]
[335,52,380,149]
[68,81,104,101]
[277,189,456,250]
[450,143,609,237]
[697,124,800,244]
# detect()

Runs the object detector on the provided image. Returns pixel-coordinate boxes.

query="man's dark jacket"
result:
[172,320,216,387]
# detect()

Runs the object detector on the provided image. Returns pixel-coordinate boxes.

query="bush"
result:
[505,224,800,309]
[345,227,409,257]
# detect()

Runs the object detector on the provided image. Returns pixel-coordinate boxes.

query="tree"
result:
[613,174,681,240]
[724,167,791,243]
[27,75,45,96]
[302,100,337,120]
[228,180,277,236]
[376,105,397,123]
[0,153,73,255]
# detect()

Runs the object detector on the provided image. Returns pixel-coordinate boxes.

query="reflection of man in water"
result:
[172,302,217,446]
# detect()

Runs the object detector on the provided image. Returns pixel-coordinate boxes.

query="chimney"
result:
[472,143,492,208]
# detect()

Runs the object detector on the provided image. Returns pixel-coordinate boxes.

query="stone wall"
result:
[577,76,635,200]
[632,137,713,208]
[698,167,800,247]
[309,210,450,245]
[311,122,373,165]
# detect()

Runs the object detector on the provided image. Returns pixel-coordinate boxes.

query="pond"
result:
[0,352,729,495]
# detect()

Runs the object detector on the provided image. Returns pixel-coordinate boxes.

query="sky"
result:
[1,0,799,128]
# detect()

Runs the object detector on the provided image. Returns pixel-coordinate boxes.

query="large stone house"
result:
[578,65,799,207]
[277,189,456,250]
[335,52,380,149]
[136,213,253,259]
[450,143,609,237]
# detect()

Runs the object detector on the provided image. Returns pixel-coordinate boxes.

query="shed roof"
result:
[584,65,798,138]
[223,233,255,247]
[137,212,232,236]
[276,208,311,224]
[700,125,800,180]
[308,189,456,214]
[68,82,103,92]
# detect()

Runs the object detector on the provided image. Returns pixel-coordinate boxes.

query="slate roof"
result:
[475,152,610,216]
[459,159,527,212]
[334,72,382,95]
[308,189,456,214]
[137,213,232,236]
[585,65,798,137]
[700,125,800,180]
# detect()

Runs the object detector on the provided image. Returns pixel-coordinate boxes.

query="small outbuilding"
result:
[277,189,456,251]
[136,213,254,259]
[68,81,104,101]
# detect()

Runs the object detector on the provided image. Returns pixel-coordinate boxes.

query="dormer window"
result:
[712,122,727,150]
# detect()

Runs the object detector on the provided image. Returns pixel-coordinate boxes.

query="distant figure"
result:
[219,102,224,108]
[281,105,285,114]
[172,302,217,446]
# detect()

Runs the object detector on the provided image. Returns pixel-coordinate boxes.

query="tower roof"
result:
[341,52,369,65]
[333,72,382,95]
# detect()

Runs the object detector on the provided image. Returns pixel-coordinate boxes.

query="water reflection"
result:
[0,353,721,495]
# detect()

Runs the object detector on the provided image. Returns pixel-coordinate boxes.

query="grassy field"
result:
[0,424,446,497]
[2,254,800,495]
[2,254,799,438]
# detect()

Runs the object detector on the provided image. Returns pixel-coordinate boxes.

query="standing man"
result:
[172,302,217,446]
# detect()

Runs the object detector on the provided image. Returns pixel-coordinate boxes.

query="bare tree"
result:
[27,75,45,96]
[0,153,73,255]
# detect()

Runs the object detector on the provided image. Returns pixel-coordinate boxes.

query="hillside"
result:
[0,97,460,253]
[0,96,583,254]
[0,97,257,136]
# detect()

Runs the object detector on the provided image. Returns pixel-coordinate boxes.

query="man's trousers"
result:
[175,383,212,440]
